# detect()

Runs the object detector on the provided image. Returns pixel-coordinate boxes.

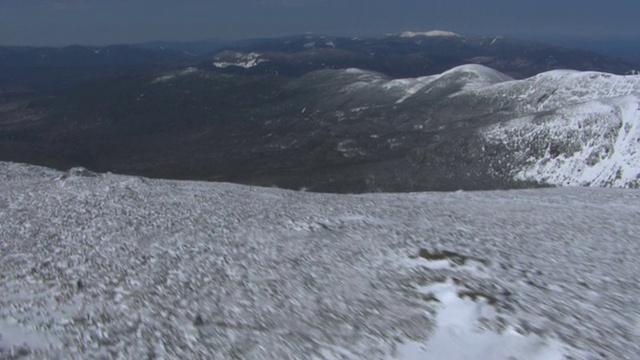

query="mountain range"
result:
[1,62,639,192]
[1,32,640,192]
[2,33,640,359]
[1,33,638,93]
[208,33,640,79]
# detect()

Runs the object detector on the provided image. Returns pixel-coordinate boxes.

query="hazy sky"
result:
[1,0,639,46]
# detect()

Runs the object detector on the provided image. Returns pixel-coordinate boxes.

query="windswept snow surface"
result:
[2,162,640,359]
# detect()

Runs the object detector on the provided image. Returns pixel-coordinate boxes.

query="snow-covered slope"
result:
[482,94,640,187]
[293,64,640,116]
[1,162,640,359]
[471,71,640,188]
[464,69,640,115]
[289,65,640,189]
[288,64,514,109]
[383,64,514,103]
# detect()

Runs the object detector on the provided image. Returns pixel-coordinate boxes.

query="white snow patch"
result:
[400,30,461,38]
[344,68,368,74]
[396,280,568,360]
[152,67,199,83]
[213,52,269,69]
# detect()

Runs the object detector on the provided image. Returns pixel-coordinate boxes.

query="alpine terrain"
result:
[1,162,639,359]
[1,63,639,192]
[2,32,640,360]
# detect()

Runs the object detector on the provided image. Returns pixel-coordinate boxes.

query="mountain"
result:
[137,39,230,57]
[207,33,640,79]
[1,64,638,192]
[1,161,639,359]
[2,33,637,94]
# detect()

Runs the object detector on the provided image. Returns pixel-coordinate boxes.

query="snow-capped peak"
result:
[400,30,461,38]
[383,64,513,103]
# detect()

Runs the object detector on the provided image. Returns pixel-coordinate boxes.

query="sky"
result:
[1,0,640,46]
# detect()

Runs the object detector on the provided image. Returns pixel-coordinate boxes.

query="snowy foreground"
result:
[1,162,640,359]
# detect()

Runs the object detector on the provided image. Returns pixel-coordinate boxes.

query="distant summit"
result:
[202,33,638,80]
[212,51,268,69]
[399,30,461,38]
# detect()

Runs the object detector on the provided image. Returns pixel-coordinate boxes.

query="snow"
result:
[0,319,61,354]
[482,94,640,188]
[380,64,513,103]
[386,76,436,104]
[397,280,567,360]
[440,64,514,90]
[400,30,461,38]
[489,36,502,45]
[335,64,639,121]
[301,65,640,189]
[329,64,640,191]
[411,65,640,189]
[212,52,268,69]
[336,64,512,104]
[470,69,640,115]
[1,162,640,359]
[395,255,569,360]
[152,67,199,83]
